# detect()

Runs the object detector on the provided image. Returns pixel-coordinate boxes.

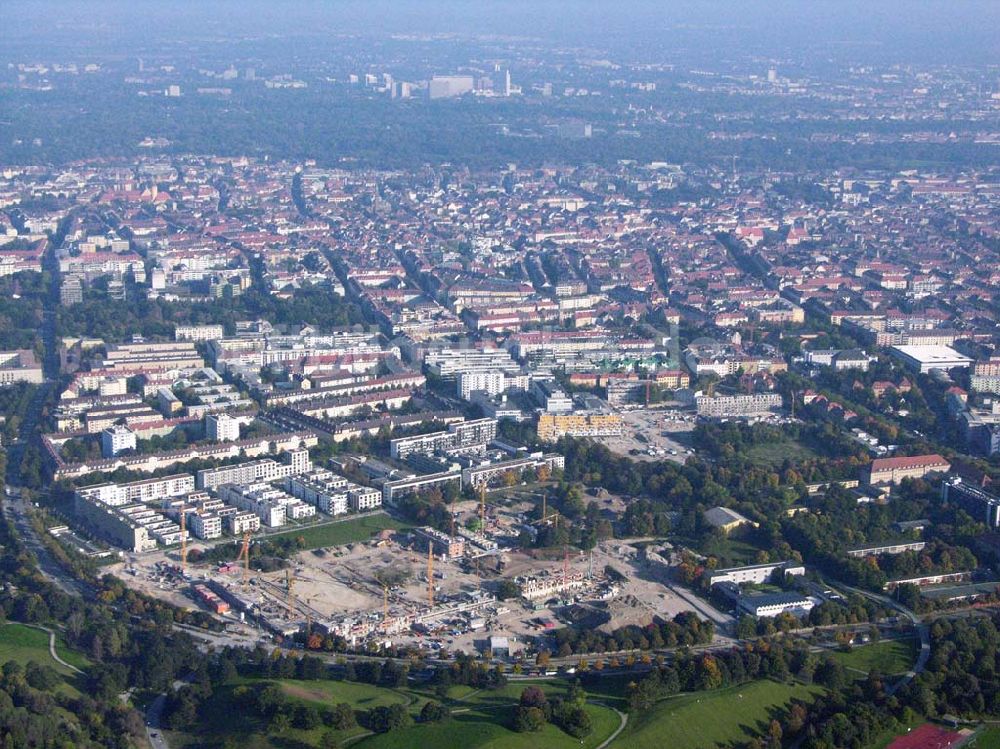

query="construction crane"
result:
[427,541,434,609]
[178,502,187,577]
[532,494,557,526]
[478,484,487,532]
[383,585,389,622]
[236,532,252,588]
[286,568,295,610]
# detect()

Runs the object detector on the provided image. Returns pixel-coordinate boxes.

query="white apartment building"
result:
[389,418,497,459]
[284,470,350,515]
[196,449,311,490]
[695,393,783,418]
[175,325,225,342]
[425,347,516,379]
[226,510,261,535]
[101,425,137,458]
[206,412,241,442]
[188,512,223,540]
[349,485,382,511]
[76,474,196,507]
[218,482,316,528]
[457,370,507,400]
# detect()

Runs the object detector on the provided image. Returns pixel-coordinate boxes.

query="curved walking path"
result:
[16,622,84,675]
[594,701,628,749]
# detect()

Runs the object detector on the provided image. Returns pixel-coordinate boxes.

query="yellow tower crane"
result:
[179,503,188,577]
[236,532,252,588]
[427,541,434,609]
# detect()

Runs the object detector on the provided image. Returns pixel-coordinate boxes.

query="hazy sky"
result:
[3,1,999,64]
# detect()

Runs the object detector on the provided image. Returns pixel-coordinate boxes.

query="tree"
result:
[767,719,783,749]
[319,731,341,749]
[369,703,411,733]
[519,686,549,711]
[736,615,757,640]
[555,704,592,738]
[514,706,547,732]
[269,712,291,734]
[25,662,62,691]
[330,702,356,730]
[293,703,321,730]
[420,700,450,723]
[496,579,521,601]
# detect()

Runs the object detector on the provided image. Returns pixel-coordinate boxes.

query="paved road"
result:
[2,485,84,597]
[145,693,169,749]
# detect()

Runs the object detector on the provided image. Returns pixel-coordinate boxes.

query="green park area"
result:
[831,637,918,676]
[267,513,410,550]
[167,676,623,749]
[743,438,819,468]
[615,679,822,749]
[0,622,89,695]
[164,672,832,749]
[968,728,1000,748]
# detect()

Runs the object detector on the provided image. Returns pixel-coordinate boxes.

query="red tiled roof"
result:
[870,454,949,472]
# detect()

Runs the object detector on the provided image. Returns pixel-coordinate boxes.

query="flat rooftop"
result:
[891,345,972,365]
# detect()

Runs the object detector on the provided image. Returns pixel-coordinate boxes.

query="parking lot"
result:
[599,407,697,462]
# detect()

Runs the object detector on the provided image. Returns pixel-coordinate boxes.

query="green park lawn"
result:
[356,681,621,749]
[168,676,622,749]
[968,727,1000,748]
[0,622,89,695]
[277,677,412,709]
[358,701,619,749]
[743,439,818,468]
[831,637,918,676]
[616,679,822,749]
[267,513,410,550]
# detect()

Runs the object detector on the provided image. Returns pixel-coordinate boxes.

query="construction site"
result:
[107,487,723,653]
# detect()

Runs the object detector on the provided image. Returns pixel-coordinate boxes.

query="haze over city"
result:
[0,3,999,749]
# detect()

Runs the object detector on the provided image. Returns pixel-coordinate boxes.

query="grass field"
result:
[168,676,622,749]
[831,638,918,676]
[0,622,89,695]
[616,679,822,749]
[695,535,764,565]
[266,513,410,550]
[359,701,619,749]
[356,680,621,749]
[968,727,1000,748]
[743,439,818,468]
[278,677,412,709]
